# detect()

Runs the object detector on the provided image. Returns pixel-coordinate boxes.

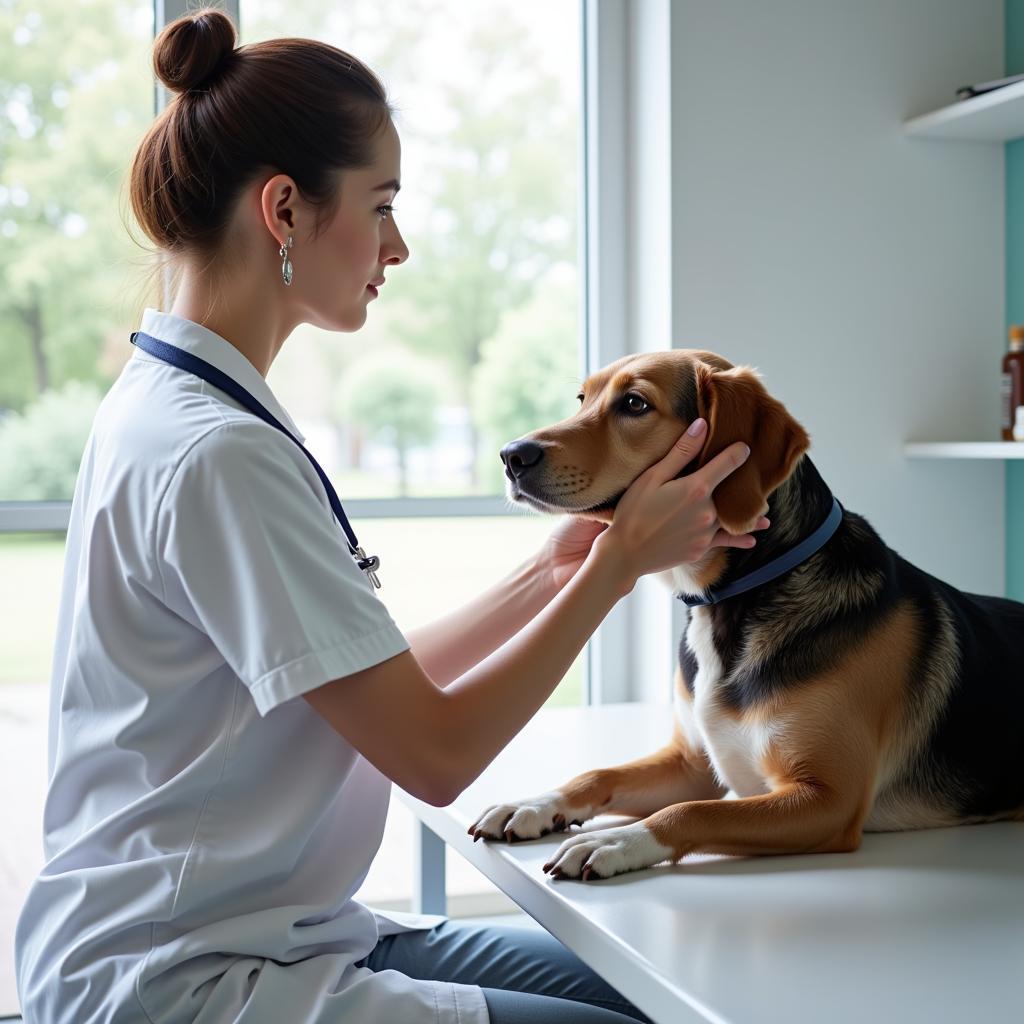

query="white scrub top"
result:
[15,309,489,1024]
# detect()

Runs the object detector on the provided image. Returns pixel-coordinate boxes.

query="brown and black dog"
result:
[468,349,1024,880]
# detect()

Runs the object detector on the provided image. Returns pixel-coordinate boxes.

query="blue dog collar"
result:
[677,497,844,608]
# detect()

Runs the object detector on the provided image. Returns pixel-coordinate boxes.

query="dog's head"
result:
[500,349,810,535]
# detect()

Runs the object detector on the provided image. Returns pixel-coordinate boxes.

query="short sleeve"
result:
[155,421,409,715]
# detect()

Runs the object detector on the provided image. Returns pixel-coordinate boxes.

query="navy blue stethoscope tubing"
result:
[130,330,380,583]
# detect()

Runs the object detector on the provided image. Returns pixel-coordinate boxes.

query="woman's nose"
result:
[383,223,409,265]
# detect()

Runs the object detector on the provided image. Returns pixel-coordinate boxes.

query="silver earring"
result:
[279,235,294,286]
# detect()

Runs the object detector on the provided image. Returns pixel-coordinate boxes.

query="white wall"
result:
[667,0,1006,595]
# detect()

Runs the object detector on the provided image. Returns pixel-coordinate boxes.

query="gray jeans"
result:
[355,918,653,1024]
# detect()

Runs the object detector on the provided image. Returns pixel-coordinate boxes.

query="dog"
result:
[468,348,1024,880]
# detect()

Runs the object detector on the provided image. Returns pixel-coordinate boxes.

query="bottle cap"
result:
[1010,324,1024,343]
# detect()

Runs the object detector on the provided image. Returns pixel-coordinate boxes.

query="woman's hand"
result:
[593,419,768,586]
[537,516,609,590]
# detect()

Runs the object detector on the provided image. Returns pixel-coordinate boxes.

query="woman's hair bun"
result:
[153,7,237,94]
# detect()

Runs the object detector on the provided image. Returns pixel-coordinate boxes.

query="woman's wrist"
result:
[528,544,564,601]
[586,530,639,599]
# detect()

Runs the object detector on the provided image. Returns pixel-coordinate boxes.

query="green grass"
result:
[0,533,66,684]
[0,521,583,704]
[329,471,503,499]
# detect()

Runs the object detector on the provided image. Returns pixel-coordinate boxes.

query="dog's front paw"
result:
[468,791,586,843]
[542,822,675,880]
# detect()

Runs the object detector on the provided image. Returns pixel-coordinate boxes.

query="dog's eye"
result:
[622,393,651,416]
[577,393,585,404]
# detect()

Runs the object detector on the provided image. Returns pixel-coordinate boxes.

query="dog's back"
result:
[890,555,1024,824]
[673,450,1024,833]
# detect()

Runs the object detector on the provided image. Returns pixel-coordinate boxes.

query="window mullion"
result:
[584,0,679,706]
[582,0,632,705]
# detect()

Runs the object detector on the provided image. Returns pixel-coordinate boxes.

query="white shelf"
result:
[904,80,1024,141]
[904,441,1024,459]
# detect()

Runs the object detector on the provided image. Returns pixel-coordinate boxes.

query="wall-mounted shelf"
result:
[904,442,1024,459]
[904,80,1024,141]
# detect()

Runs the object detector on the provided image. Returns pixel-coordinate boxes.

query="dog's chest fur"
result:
[676,608,774,798]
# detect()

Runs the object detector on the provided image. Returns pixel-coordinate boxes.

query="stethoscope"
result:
[130,331,382,589]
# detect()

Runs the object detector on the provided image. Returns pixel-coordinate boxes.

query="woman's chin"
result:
[318,306,368,333]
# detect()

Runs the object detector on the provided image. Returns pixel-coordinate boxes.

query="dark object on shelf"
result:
[957,71,1024,100]
[1002,326,1024,442]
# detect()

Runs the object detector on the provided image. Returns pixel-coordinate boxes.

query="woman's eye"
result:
[623,393,651,415]
[377,204,395,220]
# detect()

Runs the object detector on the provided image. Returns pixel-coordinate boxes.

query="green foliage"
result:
[0,0,154,411]
[471,267,581,490]
[382,14,578,390]
[335,348,443,444]
[334,348,444,495]
[0,380,102,500]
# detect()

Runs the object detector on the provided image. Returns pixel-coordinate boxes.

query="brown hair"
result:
[128,5,392,266]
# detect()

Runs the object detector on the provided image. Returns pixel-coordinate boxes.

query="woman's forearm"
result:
[402,539,636,798]
[404,551,559,687]
[303,541,635,808]
[436,544,635,797]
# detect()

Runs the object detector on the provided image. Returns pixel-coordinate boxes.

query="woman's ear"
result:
[694,363,810,534]
[260,174,297,244]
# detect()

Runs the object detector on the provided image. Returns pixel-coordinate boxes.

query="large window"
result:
[0,0,585,1011]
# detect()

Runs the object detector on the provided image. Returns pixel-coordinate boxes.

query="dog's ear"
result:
[693,363,810,534]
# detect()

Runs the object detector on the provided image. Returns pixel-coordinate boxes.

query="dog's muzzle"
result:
[500,439,545,483]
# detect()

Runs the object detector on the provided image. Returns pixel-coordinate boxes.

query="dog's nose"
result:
[500,439,545,479]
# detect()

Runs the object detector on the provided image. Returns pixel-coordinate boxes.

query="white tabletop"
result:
[398,702,1024,1024]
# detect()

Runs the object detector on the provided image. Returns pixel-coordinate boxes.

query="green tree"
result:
[471,266,580,491]
[0,0,154,413]
[383,15,578,480]
[334,348,443,496]
[0,380,102,499]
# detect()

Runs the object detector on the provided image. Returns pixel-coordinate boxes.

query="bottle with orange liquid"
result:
[1001,325,1024,441]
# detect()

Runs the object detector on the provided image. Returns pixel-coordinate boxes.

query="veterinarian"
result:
[15,10,764,1024]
